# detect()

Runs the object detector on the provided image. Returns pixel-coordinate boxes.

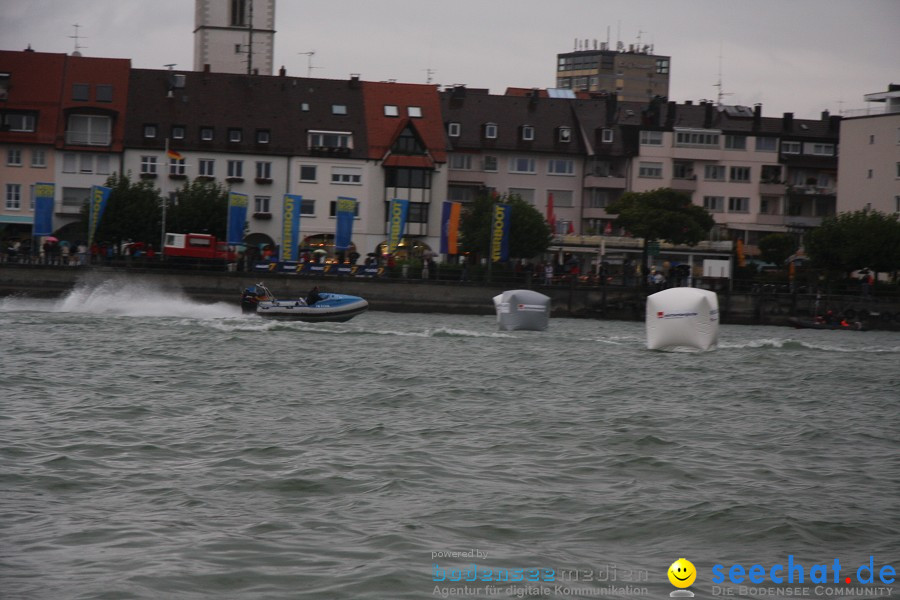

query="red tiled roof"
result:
[361,81,447,163]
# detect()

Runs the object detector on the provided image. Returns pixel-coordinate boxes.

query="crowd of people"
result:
[2,238,156,266]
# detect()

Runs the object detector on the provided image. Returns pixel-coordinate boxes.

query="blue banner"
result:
[334,197,357,250]
[387,198,409,254]
[281,194,302,262]
[490,203,511,262]
[87,185,111,246]
[227,192,249,245]
[33,182,55,236]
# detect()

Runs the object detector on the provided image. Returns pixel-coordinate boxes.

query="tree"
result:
[167,179,230,238]
[806,210,900,277]
[606,188,715,246]
[79,172,163,245]
[758,233,798,267]
[458,192,553,260]
[606,188,715,286]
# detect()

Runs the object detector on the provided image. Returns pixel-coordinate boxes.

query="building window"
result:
[62,153,76,173]
[254,196,270,214]
[725,135,747,150]
[730,166,751,182]
[558,127,572,143]
[601,129,614,143]
[200,127,214,141]
[548,159,574,176]
[31,149,46,167]
[782,141,801,154]
[172,125,185,140]
[4,112,36,132]
[728,197,750,213]
[300,198,316,216]
[198,159,215,177]
[656,59,670,74]
[761,165,782,183]
[449,154,473,170]
[673,161,694,179]
[169,157,186,176]
[760,196,780,215]
[79,154,94,173]
[332,104,348,115]
[808,143,835,156]
[228,128,242,143]
[256,129,270,144]
[7,148,22,166]
[227,160,243,178]
[407,202,429,224]
[96,155,110,175]
[509,157,536,174]
[640,131,663,145]
[483,156,498,172]
[299,165,317,182]
[703,196,724,212]
[331,166,362,184]
[675,129,720,148]
[144,124,158,139]
[639,161,663,178]
[448,122,461,137]
[704,165,726,181]
[484,123,498,139]
[66,115,112,146]
[586,189,610,208]
[384,105,399,117]
[95,84,113,102]
[72,83,89,101]
[300,102,310,112]
[230,0,247,25]
[521,125,535,141]
[309,131,352,149]
[755,137,777,152]
[408,106,422,118]
[255,161,272,179]
[5,184,21,209]
[140,156,158,175]
[508,188,535,205]
[548,190,573,208]
[385,168,431,189]
[867,169,873,179]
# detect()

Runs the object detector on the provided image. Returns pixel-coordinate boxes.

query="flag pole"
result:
[160,138,169,260]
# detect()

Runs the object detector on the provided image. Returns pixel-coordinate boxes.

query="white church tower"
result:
[194,0,275,75]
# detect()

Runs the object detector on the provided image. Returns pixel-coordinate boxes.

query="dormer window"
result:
[384,105,399,117]
[408,106,422,118]
[228,128,242,143]
[448,122,461,137]
[522,125,535,141]
[332,104,348,115]
[558,127,572,143]
[143,124,157,139]
[484,123,498,139]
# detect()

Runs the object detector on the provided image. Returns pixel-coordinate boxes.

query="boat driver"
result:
[306,286,322,305]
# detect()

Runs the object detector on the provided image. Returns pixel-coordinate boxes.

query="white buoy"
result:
[646,288,719,351]
[493,289,550,331]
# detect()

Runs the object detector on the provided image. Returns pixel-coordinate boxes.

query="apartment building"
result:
[0,49,131,239]
[555,43,670,103]
[836,84,900,215]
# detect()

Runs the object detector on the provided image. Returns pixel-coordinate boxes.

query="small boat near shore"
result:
[240,283,368,322]
[788,317,866,331]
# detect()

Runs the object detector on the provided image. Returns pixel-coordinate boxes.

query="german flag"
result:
[166,149,184,160]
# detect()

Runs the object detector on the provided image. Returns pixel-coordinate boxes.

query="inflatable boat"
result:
[240,283,368,322]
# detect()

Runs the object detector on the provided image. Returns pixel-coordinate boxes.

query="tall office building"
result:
[194,0,276,75]
[556,40,670,102]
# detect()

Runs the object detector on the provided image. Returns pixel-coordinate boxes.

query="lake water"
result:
[2,279,898,600]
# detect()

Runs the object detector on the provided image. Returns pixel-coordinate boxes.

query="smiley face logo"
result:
[668,558,697,588]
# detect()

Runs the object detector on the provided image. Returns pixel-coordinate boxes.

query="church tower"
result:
[194,0,275,75]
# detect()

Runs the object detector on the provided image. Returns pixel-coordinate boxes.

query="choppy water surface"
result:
[1,280,898,599]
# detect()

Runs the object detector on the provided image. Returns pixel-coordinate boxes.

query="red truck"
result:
[163,233,237,266]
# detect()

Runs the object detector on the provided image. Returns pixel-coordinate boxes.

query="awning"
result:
[0,215,34,224]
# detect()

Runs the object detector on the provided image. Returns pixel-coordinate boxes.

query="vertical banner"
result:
[281,194,302,262]
[440,201,461,255]
[33,182,55,237]
[387,198,409,254]
[490,203,511,263]
[546,192,556,232]
[334,196,357,250]
[87,185,111,246]
[227,192,249,245]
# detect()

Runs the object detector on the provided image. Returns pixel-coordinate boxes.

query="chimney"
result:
[829,115,841,132]
[605,93,617,126]
[703,101,713,128]
[783,112,793,132]
[203,63,211,73]
[753,104,762,131]
[664,101,676,127]
[684,100,693,106]
[279,65,286,77]
[349,74,361,89]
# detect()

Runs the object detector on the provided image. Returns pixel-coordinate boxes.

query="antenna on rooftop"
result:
[424,68,436,85]
[69,23,87,56]
[299,51,319,78]
[713,43,733,106]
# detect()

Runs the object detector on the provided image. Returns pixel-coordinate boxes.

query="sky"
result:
[1,0,898,120]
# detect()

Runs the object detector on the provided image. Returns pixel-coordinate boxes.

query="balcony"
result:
[64,130,111,146]
[759,181,787,195]
[583,174,626,189]
[670,176,697,192]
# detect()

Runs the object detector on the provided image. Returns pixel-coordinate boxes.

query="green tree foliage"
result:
[458,192,553,260]
[167,179,230,238]
[806,210,900,275]
[79,172,163,245]
[606,188,715,245]
[758,233,798,267]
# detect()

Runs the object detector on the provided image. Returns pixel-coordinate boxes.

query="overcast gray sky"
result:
[2,0,897,119]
